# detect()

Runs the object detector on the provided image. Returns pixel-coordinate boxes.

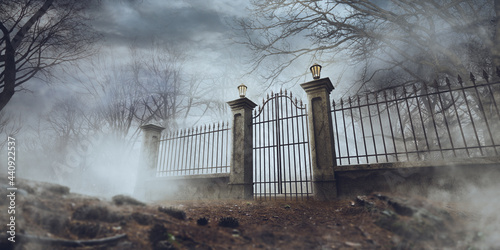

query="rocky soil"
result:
[0,178,489,249]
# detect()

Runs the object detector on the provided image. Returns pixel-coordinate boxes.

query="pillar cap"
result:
[140,124,165,133]
[227,97,257,110]
[300,78,334,94]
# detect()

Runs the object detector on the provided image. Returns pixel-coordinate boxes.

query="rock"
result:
[72,204,123,222]
[218,217,239,228]
[155,240,175,250]
[158,206,186,220]
[345,241,362,247]
[69,221,101,238]
[367,193,457,246]
[197,217,208,226]
[149,224,168,247]
[131,212,153,225]
[112,195,145,206]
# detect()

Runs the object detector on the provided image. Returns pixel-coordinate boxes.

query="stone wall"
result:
[335,157,500,198]
[138,174,230,201]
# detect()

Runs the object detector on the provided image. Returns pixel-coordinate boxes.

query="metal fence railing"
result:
[332,73,500,166]
[156,122,231,176]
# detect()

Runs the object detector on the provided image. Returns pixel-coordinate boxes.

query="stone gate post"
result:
[301,78,337,200]
[134,124,165,199]
[227,97,257,199]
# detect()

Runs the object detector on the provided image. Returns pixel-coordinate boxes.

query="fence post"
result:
[134,124,165,200]
[227,97,257,199]
[301,78,337,200]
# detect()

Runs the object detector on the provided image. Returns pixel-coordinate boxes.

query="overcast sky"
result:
[6,0,256,122]
[6,0,338,128]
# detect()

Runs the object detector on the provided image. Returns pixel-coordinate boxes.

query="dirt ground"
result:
[0,178,486,249]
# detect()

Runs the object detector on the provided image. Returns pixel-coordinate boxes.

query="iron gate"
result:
[252,90,313,200]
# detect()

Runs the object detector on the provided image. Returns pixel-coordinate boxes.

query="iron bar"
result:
[459,79,483,156]
[333,100,342,165]
[349,97,360,164]
[393,89,409,161]
[471,79,498,155]
[384,91,399,161]
[435,83,456,157]
[356,96,369,163]
[366,93,378,163]
[375,93,389,162]
[403,86,420,160]
[342,99,350,164]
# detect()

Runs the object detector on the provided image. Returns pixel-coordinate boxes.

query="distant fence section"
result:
[156,122,231,176]
[252,90,313,200]
[332,74,500,166]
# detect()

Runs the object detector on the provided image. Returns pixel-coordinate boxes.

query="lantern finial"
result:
[238,83,247,98]
[310,63,322,80]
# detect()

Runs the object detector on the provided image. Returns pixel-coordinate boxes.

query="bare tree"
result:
[0,0,99,111]
[240,0,500,90]
[126,42,220,131]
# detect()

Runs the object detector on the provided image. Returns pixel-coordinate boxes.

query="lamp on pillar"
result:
[227,84,257,199]
[301,64,337,200]
[238,83,247,98]
[310,64,322,80]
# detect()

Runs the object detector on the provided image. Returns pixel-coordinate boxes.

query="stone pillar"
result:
[301,78,337,200]
[134,124,165,199]
[227,97,257,199]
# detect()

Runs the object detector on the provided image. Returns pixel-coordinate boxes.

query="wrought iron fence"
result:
[253,90,313,200]
[156,122,231,176]
[332,73,500,166]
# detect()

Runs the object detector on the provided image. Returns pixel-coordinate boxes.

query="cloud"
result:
[90,0,238,48]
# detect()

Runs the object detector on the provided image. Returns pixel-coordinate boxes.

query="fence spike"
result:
[445,77,451,86]
[457,74,463,85]
[340,99,344,106]
[290,91,293,98]
[470,72,476,84]
[284,89,287,95]
[271,91,274,96]
[266,93,269,99]
[294,97,298,104]
[483,70,489,82]
[300,99,303,106]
